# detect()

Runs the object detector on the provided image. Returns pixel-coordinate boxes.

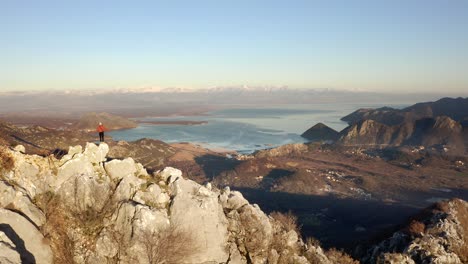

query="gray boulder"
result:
[105,157,137,181]
[0,181,45,227]
[57,173,112,213]
[169,176,230,263]
[83,142,109,164]
[0,209,53,264]
[0,231,21,264]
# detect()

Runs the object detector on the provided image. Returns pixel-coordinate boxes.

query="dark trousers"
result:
[99,132,104,142]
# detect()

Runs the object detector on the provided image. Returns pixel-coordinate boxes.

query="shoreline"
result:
[137,120,208,126]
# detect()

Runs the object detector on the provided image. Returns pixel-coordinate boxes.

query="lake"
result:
[109,103,405,153]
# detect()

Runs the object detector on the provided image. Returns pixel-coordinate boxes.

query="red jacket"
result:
[97,125,107,133]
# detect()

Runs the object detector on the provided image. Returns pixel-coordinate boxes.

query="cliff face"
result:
[0,143,336,264]
[339,120,398,146]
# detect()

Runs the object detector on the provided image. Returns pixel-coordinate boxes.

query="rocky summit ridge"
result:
[1,142,467,263]
[0,142,336,264]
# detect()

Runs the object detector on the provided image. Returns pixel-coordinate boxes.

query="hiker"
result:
[97,122,107,142]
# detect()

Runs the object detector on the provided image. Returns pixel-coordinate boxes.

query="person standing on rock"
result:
[97,122,108,142]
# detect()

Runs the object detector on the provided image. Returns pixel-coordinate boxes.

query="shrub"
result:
[141,224,198,264]
[0,146,14,173]
[270,210,301,233]
[405,220,425,237]
[269,211,303,263]
[0,137,8,146]
[35,192,76,264]
[305,237,321,248]
[325,248,359,264]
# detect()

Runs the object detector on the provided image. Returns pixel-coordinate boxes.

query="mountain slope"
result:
[341,97,468,126]
[301,123,339,142]
[338,116,466,153]
[72,112,137,131]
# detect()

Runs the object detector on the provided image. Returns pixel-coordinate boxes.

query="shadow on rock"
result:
[0,223,36,264]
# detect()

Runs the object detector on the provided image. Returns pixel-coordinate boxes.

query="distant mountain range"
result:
[341,97,468,125]
[0,86,337,96]
[0,88,462,117]
[304,97,468,154]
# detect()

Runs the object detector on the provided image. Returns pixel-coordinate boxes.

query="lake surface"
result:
[109,103,405,153]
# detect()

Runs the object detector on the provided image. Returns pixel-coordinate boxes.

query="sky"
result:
[1,0,468,93]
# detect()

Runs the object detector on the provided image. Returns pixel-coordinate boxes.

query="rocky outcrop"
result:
[339,119,398,146]
[364,199,468,264]
[301,123,339,142]
[72,112,137,131]
[0,143,339,263]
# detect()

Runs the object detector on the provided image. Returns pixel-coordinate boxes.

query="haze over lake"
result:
[109,103,406,153]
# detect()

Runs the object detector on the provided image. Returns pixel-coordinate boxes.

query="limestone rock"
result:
[158,166,182,182]
[56,154,94,189]
[132,184,169,208]
[0,209,53,264]
[220,190,249,211]
[304,245,332,264]
[0,231,21,264]
[57,173,112,213]
[169,177,230,263]
[95,229,119,258]
[60,145,83,163]
[1,142,345,264]
[377,253,416,264]
[0,181,45,227]
[13,145,25,153]
[105,158,137,180]
[108,202,138,242]
[155,192,170,206]
[83,142,109,164]
[132,205,170,236]
[113,174,145,202]
[237,204,273,263]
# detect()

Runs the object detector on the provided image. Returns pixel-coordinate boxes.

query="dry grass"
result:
[141,224,199,264]
[269,211,304,263]
[405,220,425,237]
[270,210,301,233]
[325,248,360,264]
[0,137,8,146]
[305,237,321,248]
[35,192,76,264]
[0,145,14,173]
[303,238,325,264]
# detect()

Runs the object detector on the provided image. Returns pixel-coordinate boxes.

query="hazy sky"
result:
[1,0,467,93]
